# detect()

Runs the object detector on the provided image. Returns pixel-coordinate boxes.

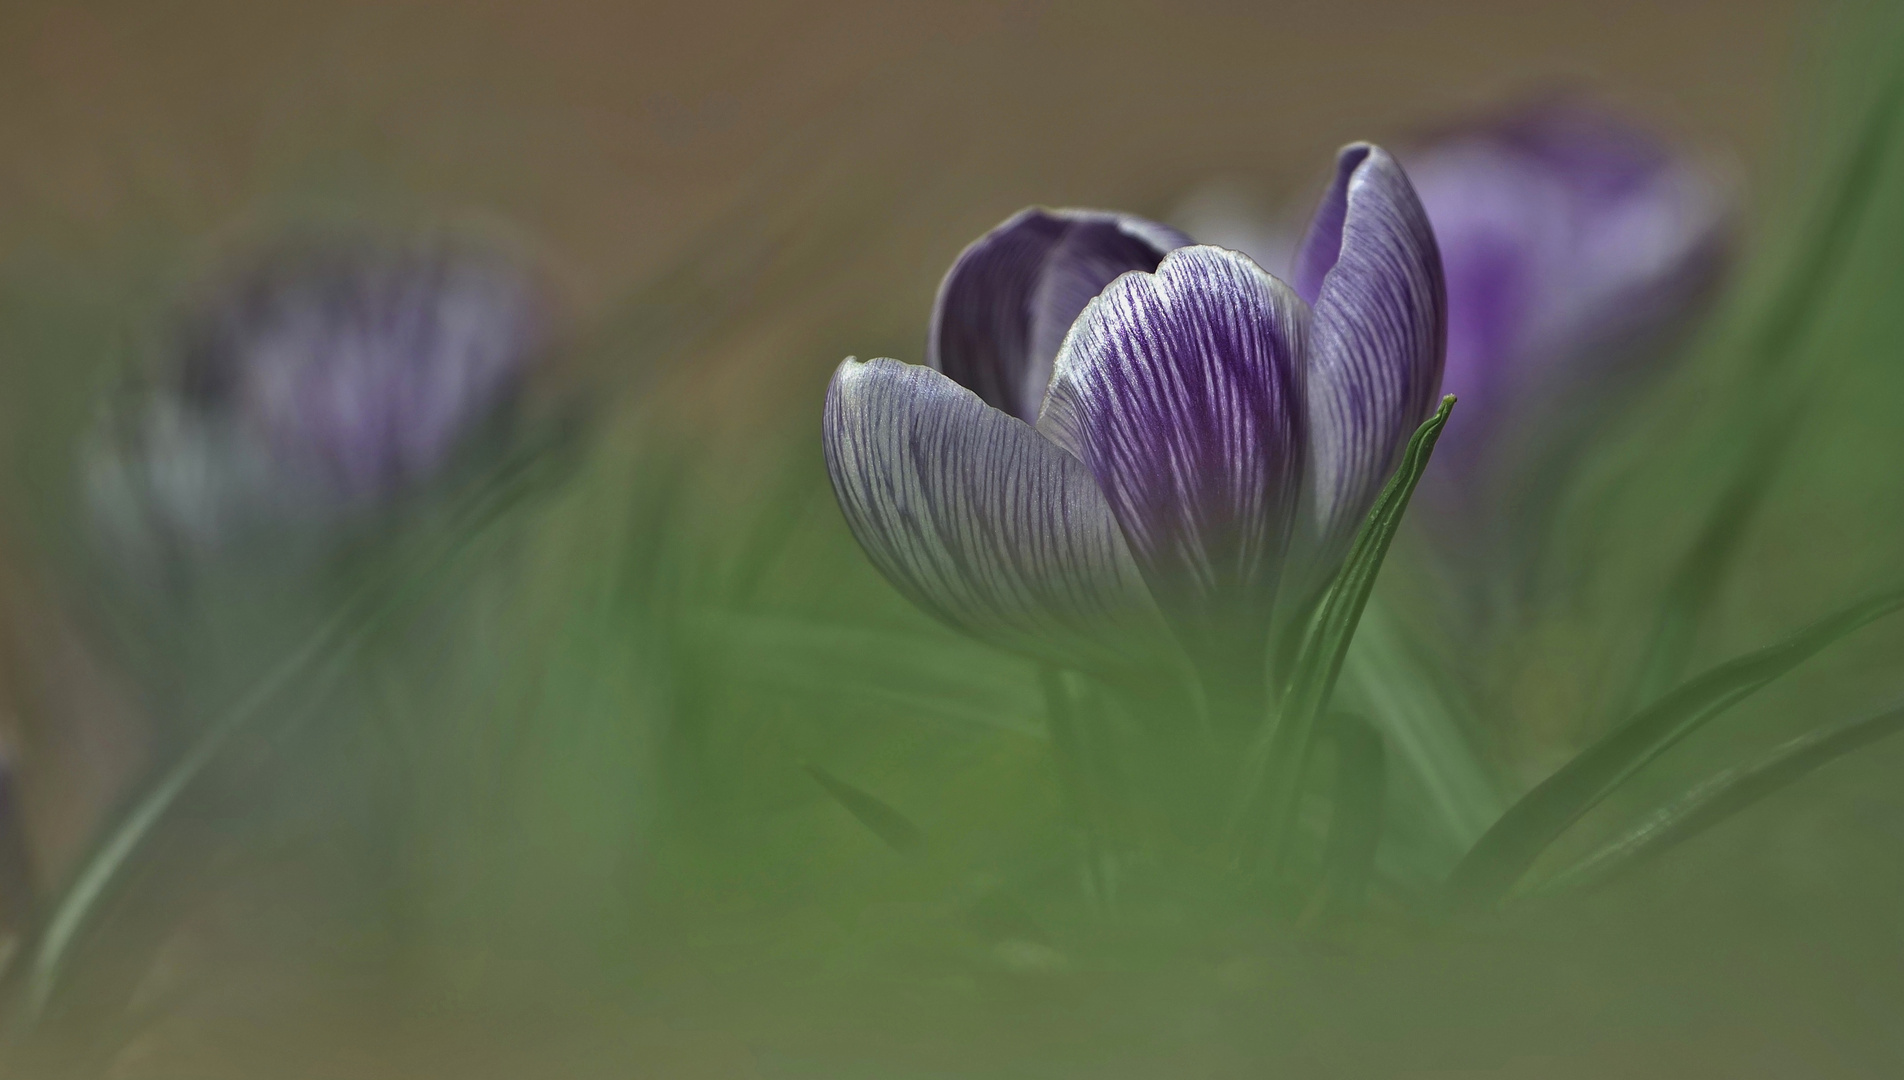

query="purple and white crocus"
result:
[824,145,1445,698]
[85,232,550,571]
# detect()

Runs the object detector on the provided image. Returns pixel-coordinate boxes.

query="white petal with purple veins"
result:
[1038,246,1308,661]
[824,356,1166,670]
[1298,144,1447,567]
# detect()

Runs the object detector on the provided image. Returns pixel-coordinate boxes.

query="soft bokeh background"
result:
[8,1,1904,1077]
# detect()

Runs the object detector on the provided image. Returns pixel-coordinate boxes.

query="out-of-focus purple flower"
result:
[85,232,550,570]
[176,236,547,504]
[824,146,1444,682]
[1405,97,1732,466]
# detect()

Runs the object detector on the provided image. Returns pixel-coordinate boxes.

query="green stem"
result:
[1038,665,1113,907]
[7,445,553,1028]
[15,600,363,1022]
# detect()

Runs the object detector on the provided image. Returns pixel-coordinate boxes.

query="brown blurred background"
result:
[0,0,1806,300]
[0,0,1822,489]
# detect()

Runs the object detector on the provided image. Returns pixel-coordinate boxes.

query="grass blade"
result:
[804,764,924,854]
[1745,68,1904,376]
[1231,396,1454,874]
[1447,585,1904,909]
[1614,408,1803,717]
[1038,665,1119,906]
[5,443,563,1026]
[14,609,357,1022]
[1599,68,1904,737]
[694,611,1043,738]
[1339,600,1503,854]
[1306,713,1387,931]
[1535,701,1904,897]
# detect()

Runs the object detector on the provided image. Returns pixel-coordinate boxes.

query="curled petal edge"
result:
[927,208,1189,425]
[1298,144,1448,572]
[824,356,1169,672]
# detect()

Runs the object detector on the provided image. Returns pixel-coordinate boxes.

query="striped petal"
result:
[1294,144,1447,567]
[928,208,1189,425]
[824,356,1166,670]
[1038,246,1308,665]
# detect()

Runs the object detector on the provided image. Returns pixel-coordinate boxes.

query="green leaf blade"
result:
[805,763,925,854]
[1538,701,1904,897]
[1448,584,1904,909]
[1312,713,1388,929]
[1231,395,1455,874]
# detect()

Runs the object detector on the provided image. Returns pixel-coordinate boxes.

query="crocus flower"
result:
[824,145,1444,696]
[1405,96,1732,474]
[85,232,550,571]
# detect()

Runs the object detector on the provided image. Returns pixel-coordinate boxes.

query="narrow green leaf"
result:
[14,611,356,1024]
[1038,665,1091,816]
[1231,396,1455,873]
[7,448,559,1026]
[804,763,924,854]
[1601,67,1904,734]
[697,611,1043,738]
[1614,408,1802,717]
[1535,701,1904,897]
[1038,665,1115,905]
[1311,713,1388,929]
[1447,584,1904,909]
[1746,67,1904,377]
[965,888,1051,947]
[1339,599,1504,855]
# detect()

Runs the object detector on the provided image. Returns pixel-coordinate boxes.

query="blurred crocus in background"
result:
[1407,96,1734,491]
[825,144,1444,725]
[15,230,565,978]
[83,230,553,581]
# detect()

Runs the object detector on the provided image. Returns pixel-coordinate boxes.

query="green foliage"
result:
[804,763,926,854]
[1309,712,1387,930]
[1536,700,1904,896]
[9,432,572,1023]
[1448,585,1904,910]
[1231,396,1454,875]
